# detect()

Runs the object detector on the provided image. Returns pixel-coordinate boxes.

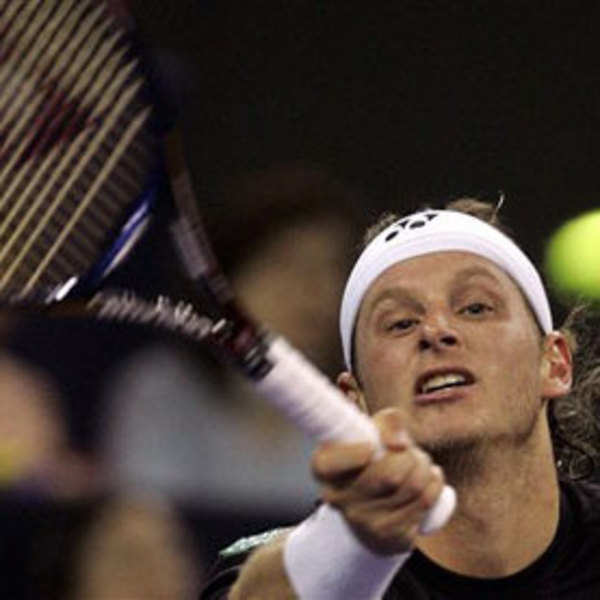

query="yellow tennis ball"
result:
[545,210,600,302]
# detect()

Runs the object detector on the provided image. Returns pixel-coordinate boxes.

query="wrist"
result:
[283,503,411,600]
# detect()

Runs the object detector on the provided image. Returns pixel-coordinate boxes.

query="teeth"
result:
[421,373,467,393]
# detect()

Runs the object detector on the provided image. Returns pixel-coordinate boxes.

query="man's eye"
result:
[387,318,418,331]
[460,302,492,316]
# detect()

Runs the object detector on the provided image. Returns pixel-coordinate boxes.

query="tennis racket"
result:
[0,0,455,533]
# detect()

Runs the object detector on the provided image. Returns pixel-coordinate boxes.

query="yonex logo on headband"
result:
[339,209,554,370]
[384,212,439,241]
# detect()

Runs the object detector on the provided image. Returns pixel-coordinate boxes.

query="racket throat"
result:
[210,317,273,380]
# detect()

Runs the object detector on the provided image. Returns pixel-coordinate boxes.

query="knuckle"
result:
[367,455,411,495]
[404,477,423,498]
[404,466,429,498]
[420,478,444,510]
[417,488,435,510]
[380,471,404,490]
[413,447,432,469]
[431,464,445,485]
[418,469,445,509]
[310,449,329,479]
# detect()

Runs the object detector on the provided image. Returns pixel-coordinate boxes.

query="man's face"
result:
[350,251,552,451]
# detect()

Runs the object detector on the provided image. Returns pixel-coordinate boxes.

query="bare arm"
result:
[228,533,295,600]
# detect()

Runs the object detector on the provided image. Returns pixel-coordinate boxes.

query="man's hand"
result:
[311,408,445,555]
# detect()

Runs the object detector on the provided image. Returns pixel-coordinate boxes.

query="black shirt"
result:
[200,479,600,599]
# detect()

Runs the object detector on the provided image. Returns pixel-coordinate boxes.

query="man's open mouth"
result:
[415,368,476,395]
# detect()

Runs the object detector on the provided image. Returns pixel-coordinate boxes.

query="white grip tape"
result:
[254,336,456,534]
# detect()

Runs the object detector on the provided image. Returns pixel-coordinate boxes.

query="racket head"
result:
[0,0,267,376]
[0,0,167,304]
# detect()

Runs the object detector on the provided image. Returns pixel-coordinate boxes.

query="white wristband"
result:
[283,503,411,600]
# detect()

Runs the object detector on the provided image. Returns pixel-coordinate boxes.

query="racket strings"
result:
[0,0,98,148]
[0,103,151,291]
[0,0,158,294]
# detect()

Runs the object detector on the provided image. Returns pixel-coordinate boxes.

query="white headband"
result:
[340,209,553,370]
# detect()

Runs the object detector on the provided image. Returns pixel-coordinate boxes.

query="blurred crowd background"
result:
[2,1,600,598]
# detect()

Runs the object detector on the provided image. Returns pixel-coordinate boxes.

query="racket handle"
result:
[254,336,456,534]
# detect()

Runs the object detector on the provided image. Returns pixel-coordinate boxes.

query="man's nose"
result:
[418,319,460,352]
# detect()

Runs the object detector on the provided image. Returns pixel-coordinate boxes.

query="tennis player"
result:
[201,199,600,599]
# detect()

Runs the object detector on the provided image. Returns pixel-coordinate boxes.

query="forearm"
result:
[229,534,296,600]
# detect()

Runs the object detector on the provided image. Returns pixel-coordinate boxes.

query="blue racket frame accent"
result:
[57,175,161,301]
[89,182,158,283]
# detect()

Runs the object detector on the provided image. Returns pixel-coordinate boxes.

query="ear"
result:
[539,332,573,399]
[336,371,368,414]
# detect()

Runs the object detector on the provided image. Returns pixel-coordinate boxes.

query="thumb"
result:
[372,408,413,451]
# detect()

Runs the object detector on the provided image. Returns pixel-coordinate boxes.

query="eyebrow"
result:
[450,265,503,287]
[367,287,424,315]
[367,264,503,316]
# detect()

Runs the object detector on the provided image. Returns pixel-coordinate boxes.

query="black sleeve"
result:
[199,527,294,599]
[199,550,251,600]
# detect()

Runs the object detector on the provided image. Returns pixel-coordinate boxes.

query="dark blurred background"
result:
[2,2,600,597]
[129,1,598,253]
